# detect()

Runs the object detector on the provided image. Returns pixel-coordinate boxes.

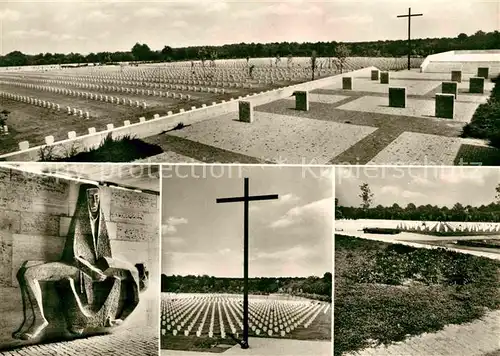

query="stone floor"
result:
[144,69,496,165]
[0,327,158,356]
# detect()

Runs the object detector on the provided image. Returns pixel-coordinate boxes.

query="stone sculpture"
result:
[13,185,149,340]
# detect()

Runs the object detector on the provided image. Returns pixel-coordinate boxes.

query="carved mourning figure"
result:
[13,185,149,340]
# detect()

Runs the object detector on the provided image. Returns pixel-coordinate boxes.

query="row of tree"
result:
[337,202,500,222]
[161,273,332,298]
[336,182,500,222]
[0,30,498,67]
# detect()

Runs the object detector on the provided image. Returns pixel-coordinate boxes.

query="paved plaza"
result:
[144,69,495,165]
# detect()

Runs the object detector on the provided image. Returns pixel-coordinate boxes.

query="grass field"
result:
[334,234,500,356]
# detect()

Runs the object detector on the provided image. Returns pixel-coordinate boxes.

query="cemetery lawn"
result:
[334,234,500,356]
[162,334,238,353]
[461,75,500,149]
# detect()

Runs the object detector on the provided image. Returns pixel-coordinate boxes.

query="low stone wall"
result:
[0,67,377,162]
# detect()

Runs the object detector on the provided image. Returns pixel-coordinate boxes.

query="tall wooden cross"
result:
[397,7,423,70]
[216,177,279,349]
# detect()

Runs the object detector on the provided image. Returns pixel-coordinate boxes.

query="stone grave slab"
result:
[336,95,479,123]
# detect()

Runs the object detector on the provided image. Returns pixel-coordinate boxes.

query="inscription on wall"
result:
[111,189,158,214]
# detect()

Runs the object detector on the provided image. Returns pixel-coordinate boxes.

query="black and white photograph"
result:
[335,166,500,356]
[0,1,497,166]
[0,0,499,355]
[161,165,333,355]
[0,163,161,355]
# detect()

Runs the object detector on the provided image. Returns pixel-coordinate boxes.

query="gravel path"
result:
[134,151,202,163]
[323,77,441,95]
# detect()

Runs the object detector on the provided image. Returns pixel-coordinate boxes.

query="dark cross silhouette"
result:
[216,177,278,349]
[397,7,423,70]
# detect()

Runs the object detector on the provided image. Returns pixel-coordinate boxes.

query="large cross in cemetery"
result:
[397,7,423,70]
[216,177,279,349]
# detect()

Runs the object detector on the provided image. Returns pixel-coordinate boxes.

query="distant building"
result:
[420,50,500,77]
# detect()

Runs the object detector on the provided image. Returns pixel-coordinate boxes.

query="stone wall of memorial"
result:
[0,166,159,350]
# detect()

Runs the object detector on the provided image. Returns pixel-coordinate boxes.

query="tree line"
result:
[336,182,500,222]
[161,273,332,301]
[0,30,498,67]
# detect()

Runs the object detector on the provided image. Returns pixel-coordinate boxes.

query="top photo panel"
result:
[0,1,498,165]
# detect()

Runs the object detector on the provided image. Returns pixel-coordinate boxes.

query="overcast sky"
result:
[161,165,333,278]
[0,0,497,55]
[336,166,500,208]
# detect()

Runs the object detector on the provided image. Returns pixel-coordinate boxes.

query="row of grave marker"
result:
[162,297,327,338]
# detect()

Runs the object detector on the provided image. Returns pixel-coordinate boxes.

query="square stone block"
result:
[371,70,379,80]
[45,136,55,145]
[19,141,29,151]
[477,67,489,79]
[239,101,253,123]
[388,87,406,108]
[88,127,96,134]
[469,77,485,94]
[451,70,462,83]
[380,71,389,84]
[441,81,458,98]
[294,91,309,111]
[342,77,352,90]
[435,93,455,119]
